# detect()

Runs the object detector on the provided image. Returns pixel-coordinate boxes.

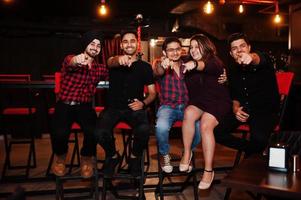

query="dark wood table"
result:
[221,155,301,199]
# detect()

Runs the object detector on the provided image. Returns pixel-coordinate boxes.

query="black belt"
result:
[62,101,82,106]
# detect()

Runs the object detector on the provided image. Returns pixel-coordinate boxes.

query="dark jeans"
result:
[51,101,97,157]
[214,112,278,156]
[95,107,150,158]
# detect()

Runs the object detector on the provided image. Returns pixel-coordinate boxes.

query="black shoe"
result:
[103,153,121,178]
[129,156,142,177]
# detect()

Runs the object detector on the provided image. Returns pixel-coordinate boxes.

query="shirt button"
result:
[244,87,247,90]
[242,77,246,80]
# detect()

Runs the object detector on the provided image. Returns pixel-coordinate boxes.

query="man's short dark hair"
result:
[162,37,182,51]
[227,33,250,48]
[120,29,138,40]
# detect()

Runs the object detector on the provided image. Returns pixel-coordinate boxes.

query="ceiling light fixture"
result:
[273,1,281,24]
[238,4,244,14]
[98,0,108,16]
[204,1,214,15]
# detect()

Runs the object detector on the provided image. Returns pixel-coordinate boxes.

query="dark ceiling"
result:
[0,0,297,37]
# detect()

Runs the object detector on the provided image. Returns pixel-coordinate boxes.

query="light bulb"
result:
[98,4,107,16]
[274,14,281,24]
[150,39,156,47]
[204,1,214,15]
[238,4,244,14]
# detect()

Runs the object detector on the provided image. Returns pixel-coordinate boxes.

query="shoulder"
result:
[205,55,224,67]
[64,54,75,62]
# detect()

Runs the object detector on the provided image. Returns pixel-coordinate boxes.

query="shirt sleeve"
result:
[144,62,155,86]
[250,51,273,71]
[62,55,82,72]
[97,63,109,80]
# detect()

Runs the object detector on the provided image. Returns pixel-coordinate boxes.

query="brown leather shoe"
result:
[52,154,66,176]
[81,156,94,178]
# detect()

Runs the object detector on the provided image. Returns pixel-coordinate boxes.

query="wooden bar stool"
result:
[100,121,148,200]
[55,158,99,200]
[0,74,37,181]
[155,120,199,200]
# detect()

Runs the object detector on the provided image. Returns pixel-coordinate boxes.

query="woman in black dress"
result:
[179,34,232,189]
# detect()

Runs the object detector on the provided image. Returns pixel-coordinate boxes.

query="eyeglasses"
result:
[166,47,182,53]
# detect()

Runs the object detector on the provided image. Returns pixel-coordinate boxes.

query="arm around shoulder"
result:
[107,56,121,68]
[153,59,165,76]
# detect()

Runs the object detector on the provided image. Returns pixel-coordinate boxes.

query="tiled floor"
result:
[0,131,252,200]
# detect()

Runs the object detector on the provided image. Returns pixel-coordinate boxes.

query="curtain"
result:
[101,36,122,65]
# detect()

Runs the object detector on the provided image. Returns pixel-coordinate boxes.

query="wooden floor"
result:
[0,130,254,200]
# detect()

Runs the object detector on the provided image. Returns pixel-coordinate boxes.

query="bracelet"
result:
[142,101,147,109]
[193,60,198,69]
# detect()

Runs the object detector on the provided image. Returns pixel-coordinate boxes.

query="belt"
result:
[62,101,82,106]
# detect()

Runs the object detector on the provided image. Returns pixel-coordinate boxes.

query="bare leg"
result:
[181,105,203,165]
[200,112,218,183]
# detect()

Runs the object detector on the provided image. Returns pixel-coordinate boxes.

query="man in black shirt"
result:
[214,33,280,156]
[94,30,156,177]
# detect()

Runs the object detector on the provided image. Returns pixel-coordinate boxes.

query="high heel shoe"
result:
[179,151,192,172]
[198,169,214,190]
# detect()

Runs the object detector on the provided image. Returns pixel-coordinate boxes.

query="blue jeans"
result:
[155,104,201,155]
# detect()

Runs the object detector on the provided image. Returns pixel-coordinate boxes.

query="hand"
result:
[128,98,144,111]
[183,61,196,74]
[74,53,89,67]
[218,68,227,84]
[118,55,134,67]
[234,106,249,122]
[160,56,174,70]
[237,53,253,65]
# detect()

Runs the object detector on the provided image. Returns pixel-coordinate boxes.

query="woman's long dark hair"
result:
[190,34,216,62]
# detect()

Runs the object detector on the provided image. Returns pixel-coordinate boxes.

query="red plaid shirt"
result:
[159,63,188,108]
[58,55,108,103]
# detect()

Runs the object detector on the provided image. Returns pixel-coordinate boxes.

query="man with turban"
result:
[51,30,108,178]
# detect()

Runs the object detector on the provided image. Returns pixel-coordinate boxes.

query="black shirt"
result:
[228,51,280,115]
[107,60,154,109]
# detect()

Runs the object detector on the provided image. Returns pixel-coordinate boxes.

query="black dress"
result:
[185,55,232,123]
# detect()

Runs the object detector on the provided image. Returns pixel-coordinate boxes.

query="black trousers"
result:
[95,107,150,158]
[214,111,278,156]
[51,101,97,157]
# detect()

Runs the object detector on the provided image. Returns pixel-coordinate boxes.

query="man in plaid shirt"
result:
[51,30,108,178]
[153,37,201,173]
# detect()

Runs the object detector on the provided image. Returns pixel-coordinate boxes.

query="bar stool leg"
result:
[138,151,146,200]
[156,142,164,200]
[93,166,99,200]
[224,188,231,200]
[1,133,10,181]
[68,132,80,174]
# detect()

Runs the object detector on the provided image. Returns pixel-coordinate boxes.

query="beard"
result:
[123,47,137,56]
[87,49,99,58]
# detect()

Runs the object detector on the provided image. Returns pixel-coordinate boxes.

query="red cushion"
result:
[3,107,36,115]
[236,124,280,132]
[48,107,55,114]
[172,120,182,128]
[71,123,81,130]
[115,122,131,130]
[236,124,250,132]
[95,106,105,112]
